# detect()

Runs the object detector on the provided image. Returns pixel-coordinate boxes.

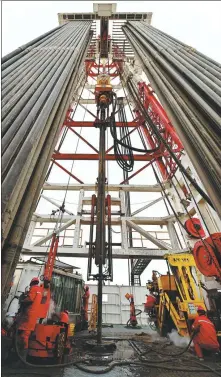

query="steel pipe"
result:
[1,21,92,306]
[123,21,221,216]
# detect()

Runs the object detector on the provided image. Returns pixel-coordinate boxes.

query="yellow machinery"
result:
[146,253,206,337]
[95,73,113,107]
[88,294,98,333]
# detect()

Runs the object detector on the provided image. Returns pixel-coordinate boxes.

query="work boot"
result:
[198,357,204,361]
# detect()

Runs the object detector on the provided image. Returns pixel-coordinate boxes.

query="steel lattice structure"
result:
[2,3,221,324]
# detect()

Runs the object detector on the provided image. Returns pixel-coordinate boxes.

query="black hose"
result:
[140,331,195,358]
[14,330,221,376]
[72,360,221,375]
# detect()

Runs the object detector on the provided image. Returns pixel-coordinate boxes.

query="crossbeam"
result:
[22,246,182,259]
[32,214,175,225]
[52,153,161,161]
[64,121,138,128]
[43,183,162,192]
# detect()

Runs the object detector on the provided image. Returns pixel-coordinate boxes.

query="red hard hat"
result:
[31,277,39,284]
[197,305,205,311]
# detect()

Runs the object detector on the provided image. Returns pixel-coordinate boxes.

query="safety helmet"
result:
[197,305,205,311]
[30,277,39,284]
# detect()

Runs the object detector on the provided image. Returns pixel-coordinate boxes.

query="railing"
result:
[32,226,83,247]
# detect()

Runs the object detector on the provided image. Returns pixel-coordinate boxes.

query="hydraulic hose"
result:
[138,331,195,358]
[14,330,221,376]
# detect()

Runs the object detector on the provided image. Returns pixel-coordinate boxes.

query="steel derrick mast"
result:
[2,3,221,348]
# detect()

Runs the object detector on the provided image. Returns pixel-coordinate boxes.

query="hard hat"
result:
[30,277,39,284]
[197,305,205,311]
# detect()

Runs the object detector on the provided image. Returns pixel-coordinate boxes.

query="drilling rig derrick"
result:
[2,2,221,362]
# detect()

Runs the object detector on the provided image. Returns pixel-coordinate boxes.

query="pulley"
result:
[193,232,221,280]
[184,218,205,238]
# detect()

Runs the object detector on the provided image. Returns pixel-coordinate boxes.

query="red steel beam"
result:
[65,121,138,128]
[69,128,99,153]
[52,160,84,184]
[106,127,138,154]
[88,72,118,77]
[120,160,154,184]
[52,153,161,161]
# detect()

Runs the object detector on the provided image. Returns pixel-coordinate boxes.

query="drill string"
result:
[14,331,221,376]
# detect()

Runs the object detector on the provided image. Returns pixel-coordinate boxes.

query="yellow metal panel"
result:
[166,253,195,266]
[158,275,176,291]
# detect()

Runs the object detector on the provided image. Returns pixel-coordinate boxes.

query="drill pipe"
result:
[1,21,92,305]
[123,21,221,216]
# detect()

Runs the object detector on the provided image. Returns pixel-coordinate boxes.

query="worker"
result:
[192,305,220,360]
[17,277,42,358]
[82,285,90,322]
[144,288,157,312]
[59,310,69,324]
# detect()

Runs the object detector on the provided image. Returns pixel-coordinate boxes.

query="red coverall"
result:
[145,295,156,310]
[83,289,90,321]
[192,315,220,358]
[60,312,69,324]
[18,286,42,349]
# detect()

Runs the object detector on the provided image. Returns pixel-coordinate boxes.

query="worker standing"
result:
[82,286,90,327]
[192,306,220,360]
[17,277,42,359]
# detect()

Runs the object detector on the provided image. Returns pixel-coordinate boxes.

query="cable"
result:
[14,330,221,376]
[126,77,215,210]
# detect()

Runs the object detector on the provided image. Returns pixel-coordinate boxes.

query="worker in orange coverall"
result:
[59,310,69,324]
[192,306,220,361]
[145,294,156,311]
[82,286,90,322]
[17,277,42,358]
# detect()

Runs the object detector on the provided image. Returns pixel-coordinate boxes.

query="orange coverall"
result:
[60,312,69,324]
[145,295,156,310]
[192,315,220,358]
[18,285,42,349]
[83,290,90,321]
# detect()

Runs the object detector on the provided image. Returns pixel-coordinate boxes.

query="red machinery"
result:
[26,233,74,361]
[184,218,206,238]
[125,293,141,327]
[193,232,221,282]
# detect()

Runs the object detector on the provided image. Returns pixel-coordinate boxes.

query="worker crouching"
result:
[52,309,69,325]
[17,277,42,358]
[144,289,157,316]
[192,306,220,361]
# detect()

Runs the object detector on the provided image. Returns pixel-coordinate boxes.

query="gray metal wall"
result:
[88,284,148,325]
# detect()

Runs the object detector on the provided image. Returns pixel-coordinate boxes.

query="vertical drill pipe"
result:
[95,111,106,344]
[1,23,92,304]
